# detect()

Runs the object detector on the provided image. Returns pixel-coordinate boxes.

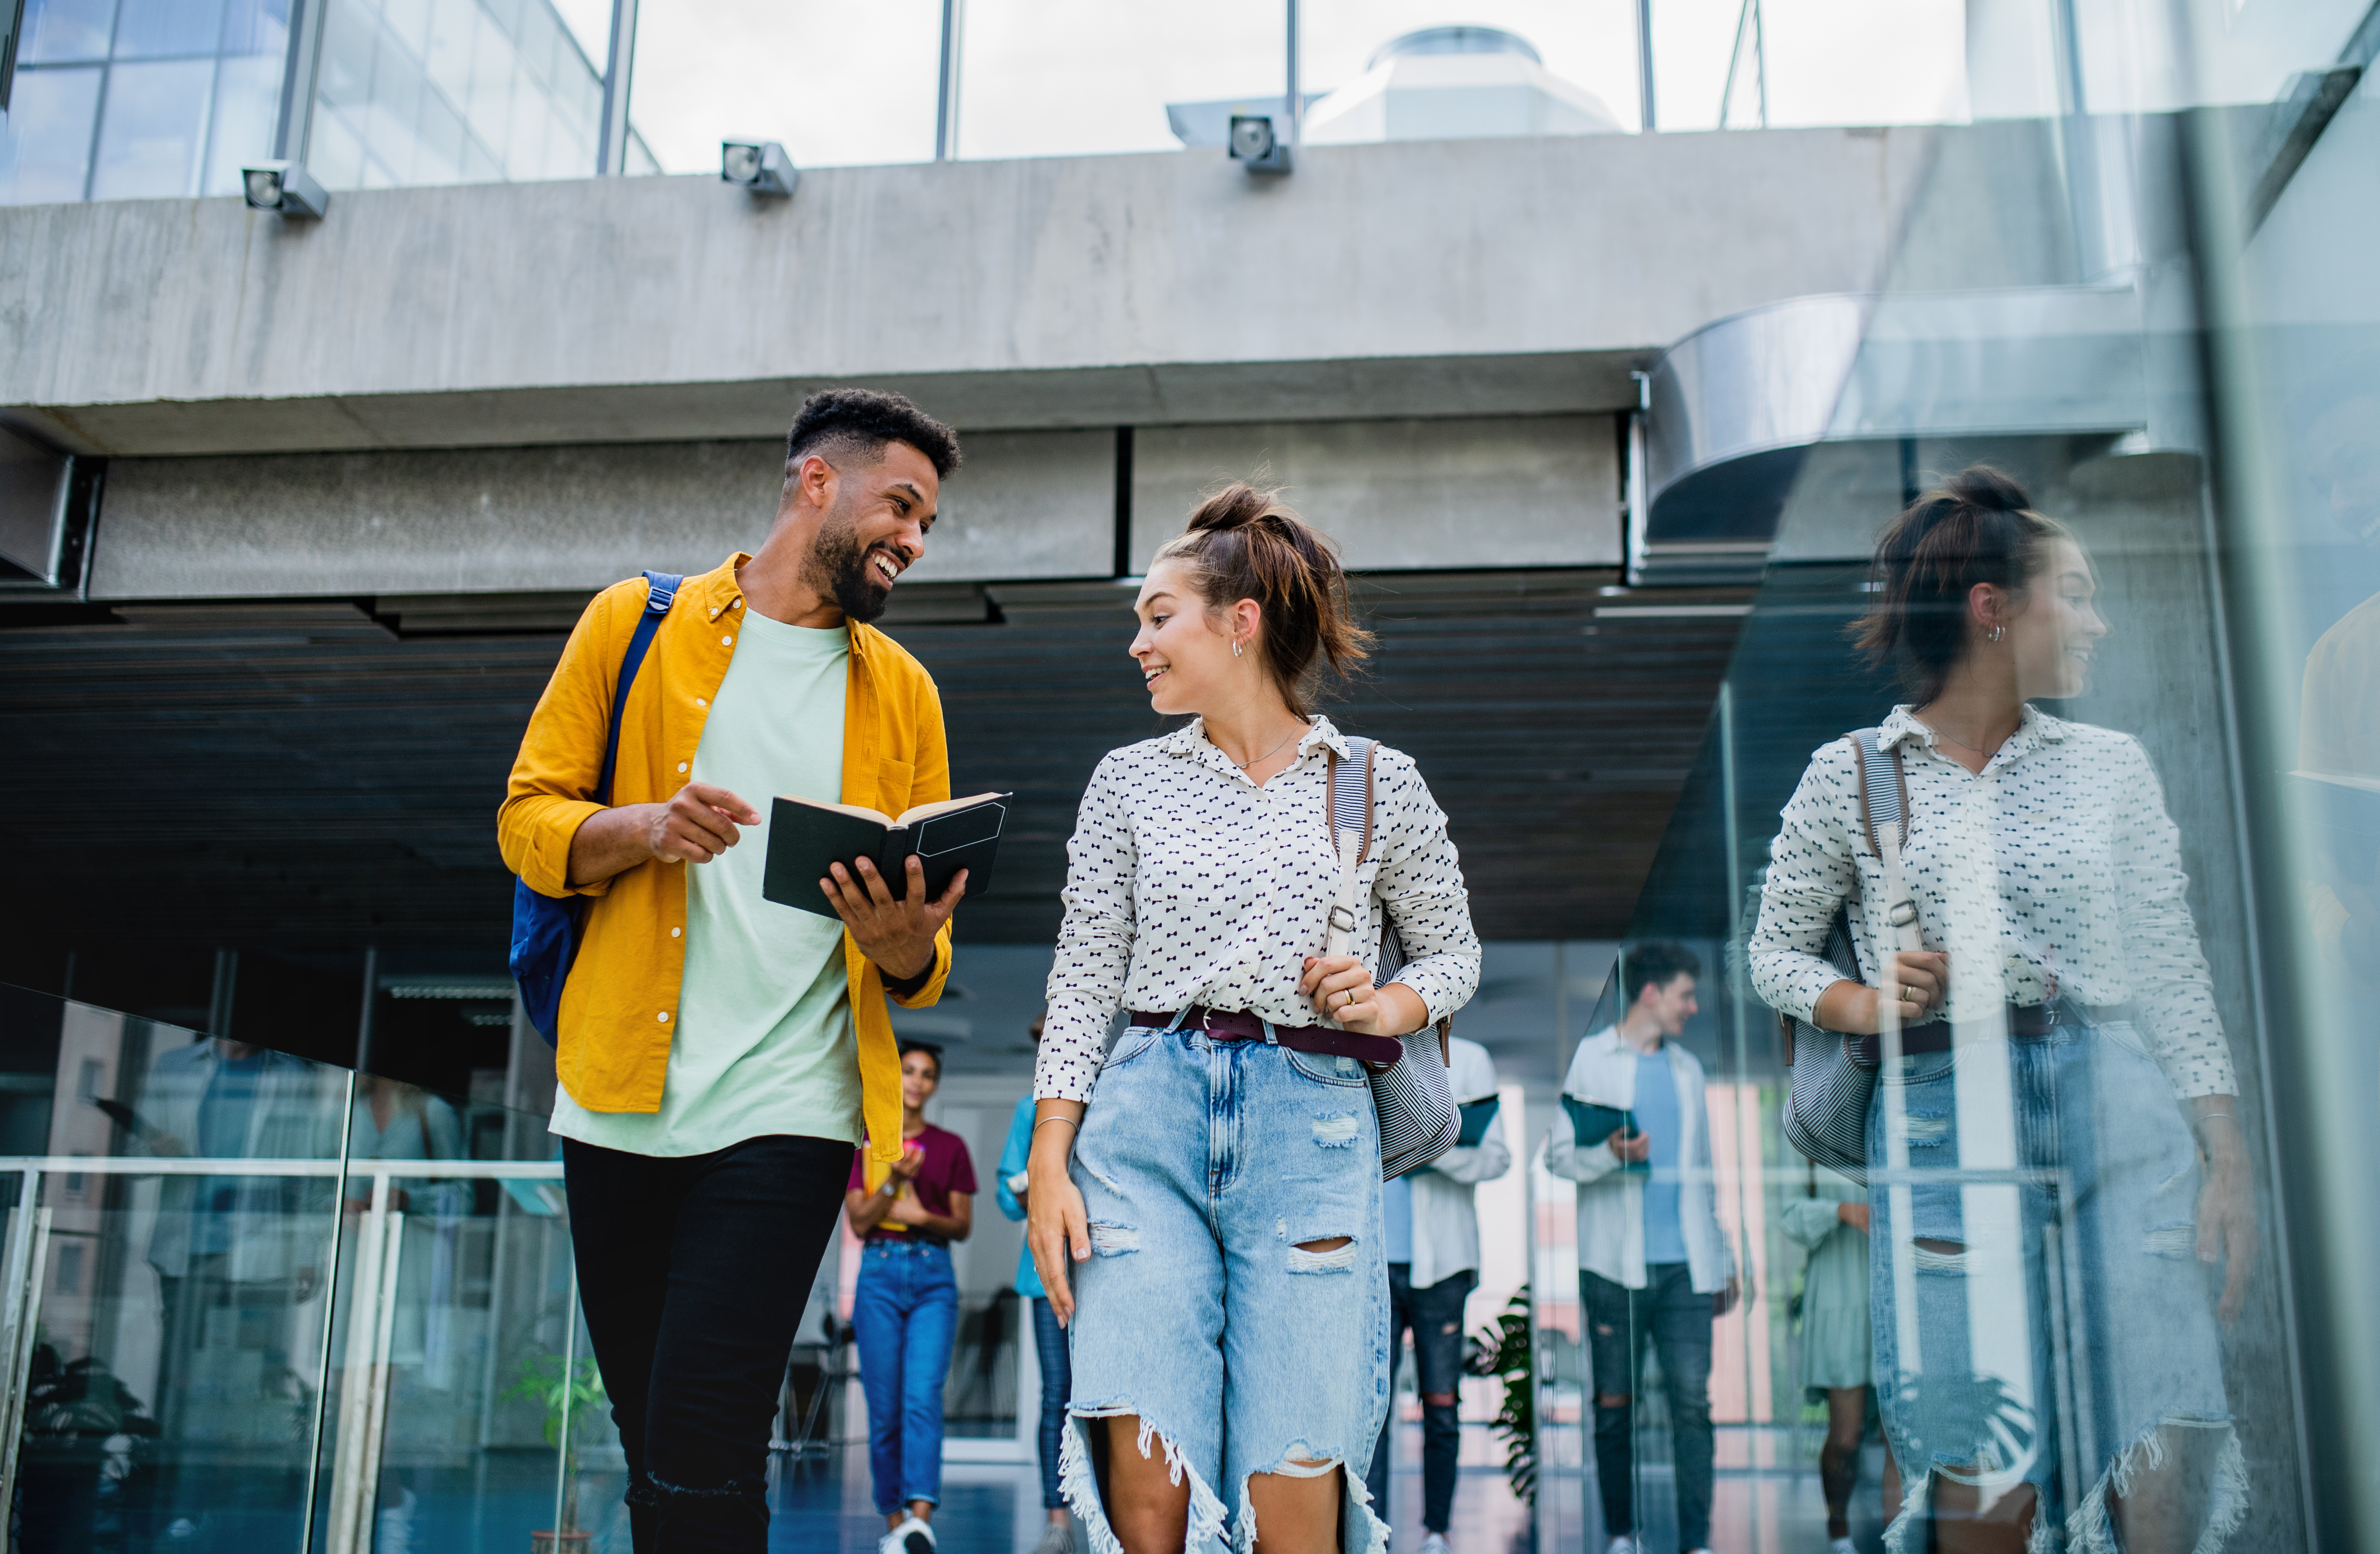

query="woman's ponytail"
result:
[1154,483,1371,717]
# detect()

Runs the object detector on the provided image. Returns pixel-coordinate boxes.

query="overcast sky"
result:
[553,0,1968,175]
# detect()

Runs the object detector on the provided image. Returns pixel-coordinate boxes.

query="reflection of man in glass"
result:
[2295,396,2380,986]
[133,1034,339,1532]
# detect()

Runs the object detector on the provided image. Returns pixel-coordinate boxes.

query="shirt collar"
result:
[1158,713,1351,777]
[1881,702,2070,760]
[695,552,872,659]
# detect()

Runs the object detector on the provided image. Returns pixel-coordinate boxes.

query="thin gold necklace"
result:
[1228,720,1308,771]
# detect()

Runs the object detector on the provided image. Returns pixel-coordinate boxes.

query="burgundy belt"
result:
[1843,998,2134,1065]
[1130,1007,1403,1067]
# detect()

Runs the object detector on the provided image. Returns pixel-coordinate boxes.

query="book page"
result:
[776,794,894,827]
[894,792,1005,827]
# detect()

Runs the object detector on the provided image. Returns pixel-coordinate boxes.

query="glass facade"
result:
[1,0,1989,204]
[0,0,291,202]
[1517,2,2380,1549]
[306,0,650,191]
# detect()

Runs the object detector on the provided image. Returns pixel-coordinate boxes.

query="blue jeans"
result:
[1062,1021,1389,1554]
[852,1240,960,1516]
[1365,1264,1476,1534]
[1032,1296,1072,1511]
[1581,1263,1714,1551]
[1868,1020,2242,1553]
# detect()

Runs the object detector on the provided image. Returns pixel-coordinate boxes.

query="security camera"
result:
[1228,115,1292,175]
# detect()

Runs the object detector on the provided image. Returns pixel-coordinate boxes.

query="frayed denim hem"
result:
[1882,1418,2246,1554]
[1227,1447,1388,1554]
[1059,1406,1230,1554]
[2067,1419,2247,1554]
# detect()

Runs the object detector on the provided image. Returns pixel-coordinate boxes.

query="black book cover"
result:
[761,792,1009,919]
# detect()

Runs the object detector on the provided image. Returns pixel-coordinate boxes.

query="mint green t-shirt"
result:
[549,607,860,1156]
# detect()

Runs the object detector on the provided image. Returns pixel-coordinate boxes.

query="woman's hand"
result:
[1300,955,1429,1036]
[1812,951,1950,1035]
[1836,1201,1871,1234]
[2191,1103,2257,1323]
[1026,1102,1090,1326]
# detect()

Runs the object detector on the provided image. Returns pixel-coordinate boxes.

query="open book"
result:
[761,791,1009,920]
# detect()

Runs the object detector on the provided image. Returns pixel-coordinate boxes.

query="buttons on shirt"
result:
[677,762,689,773]
[670,926,682,937]
[657,1011,671,1023]
[722,635,733,646]
[694,698,706,708]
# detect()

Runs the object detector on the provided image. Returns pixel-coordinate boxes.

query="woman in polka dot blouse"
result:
[1748,467,2255,1554]
[1022,484,1480,1554]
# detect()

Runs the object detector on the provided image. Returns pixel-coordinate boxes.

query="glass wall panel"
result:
[0,983,584,1554]
[307,0,623,190]
[1,994,351,1554]
[625,0,940,173]
[0,0,289,204]
[957,0,1282,161]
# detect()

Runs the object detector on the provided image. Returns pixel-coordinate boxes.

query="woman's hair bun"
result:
[1942,464,2031,514]
[1183,485,1281,534]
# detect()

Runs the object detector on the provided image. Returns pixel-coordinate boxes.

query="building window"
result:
[0,0,292,204]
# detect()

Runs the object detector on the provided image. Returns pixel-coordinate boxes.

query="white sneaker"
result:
[1418,1535,1450,1554]
[1033,1523,1076,1554]
[1606,1539,1641,1554]
[880,1516,935,1554]
[1830,1540,1860,1554]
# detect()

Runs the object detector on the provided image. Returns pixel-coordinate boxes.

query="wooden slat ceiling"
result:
[0,572,1750,960]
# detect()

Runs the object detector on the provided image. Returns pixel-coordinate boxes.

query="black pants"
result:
[1364,1264,1476,1533]
[1583,1264,1715,1551]
[563,1134,852,1554]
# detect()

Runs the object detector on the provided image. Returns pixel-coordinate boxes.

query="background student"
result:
[1365,1034,1510,1554]
[995,1014,1075,1554]
[1779,1154,1897,1554]
[1546,941,1738,1554]
[845,1041,976,1554]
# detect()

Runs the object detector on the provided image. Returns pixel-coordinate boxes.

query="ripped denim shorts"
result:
[1060,1018,1389,1554]
[1867,1018,2245,1554]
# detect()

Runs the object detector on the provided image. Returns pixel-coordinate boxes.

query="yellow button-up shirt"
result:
[497,556,953,1164]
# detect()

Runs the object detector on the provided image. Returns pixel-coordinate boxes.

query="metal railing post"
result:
[596,0,640,175]
[0,1197,54,1551]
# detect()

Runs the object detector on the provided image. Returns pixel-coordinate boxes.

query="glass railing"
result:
[0,0,1990,204]
[0,983,620,1554]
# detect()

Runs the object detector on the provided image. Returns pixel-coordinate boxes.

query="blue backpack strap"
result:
[596,571,682,804]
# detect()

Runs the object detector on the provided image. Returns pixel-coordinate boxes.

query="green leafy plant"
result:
[506,1355,606,1535]
[1465,1287,1536,1505]
[506,1354,607,1448]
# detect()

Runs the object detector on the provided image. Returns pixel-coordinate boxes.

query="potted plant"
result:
[506,1354,607,1554]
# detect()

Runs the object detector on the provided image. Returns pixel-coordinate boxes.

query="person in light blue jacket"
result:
[995,1016,1073,1554]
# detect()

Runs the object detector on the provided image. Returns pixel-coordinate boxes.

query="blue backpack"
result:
[510,572,683,1044]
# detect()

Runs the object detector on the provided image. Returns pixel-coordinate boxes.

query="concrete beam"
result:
[2,129,1946,456]
[1129,414,1622,571]
[90,428,1117,599]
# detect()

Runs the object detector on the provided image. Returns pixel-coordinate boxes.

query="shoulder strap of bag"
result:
[1852,728,1924,958]
[596,571,682,806]
[1326,738,1452,1065]
[1323,739,1374,957]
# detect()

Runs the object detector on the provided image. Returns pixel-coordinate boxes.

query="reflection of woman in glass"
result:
[1779,1156,1896,1554]
[1750,468,2256,1554]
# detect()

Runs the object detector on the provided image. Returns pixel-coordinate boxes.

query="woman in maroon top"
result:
[845,1042,975,1554]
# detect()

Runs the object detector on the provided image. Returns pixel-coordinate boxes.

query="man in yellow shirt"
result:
[498,389,968,1554]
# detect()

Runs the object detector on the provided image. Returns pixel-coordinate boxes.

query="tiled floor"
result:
[90,1422,1894,1554]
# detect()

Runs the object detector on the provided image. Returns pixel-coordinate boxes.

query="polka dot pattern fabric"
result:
[1748,703,2238,1100]
[1036,716,1481,1102]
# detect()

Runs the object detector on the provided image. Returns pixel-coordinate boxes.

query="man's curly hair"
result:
[784,388,963,479]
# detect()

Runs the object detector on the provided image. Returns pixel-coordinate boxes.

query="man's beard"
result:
[805,506,892,623]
